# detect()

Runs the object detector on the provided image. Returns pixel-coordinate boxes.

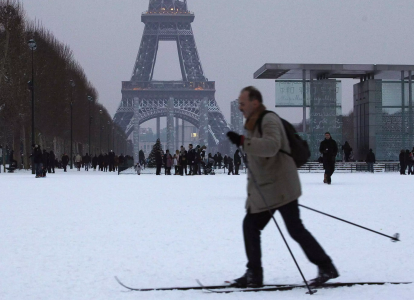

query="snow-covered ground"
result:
[0,169,412,300]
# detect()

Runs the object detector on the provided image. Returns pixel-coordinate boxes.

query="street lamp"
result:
[87,95,93,155]
[28,38,37,174]
[70,80,75,169]
[99,110,103,153]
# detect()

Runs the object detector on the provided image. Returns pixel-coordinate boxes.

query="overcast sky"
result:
[21,0,414,126]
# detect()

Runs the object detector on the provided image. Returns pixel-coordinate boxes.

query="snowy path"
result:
[0,170,412,299]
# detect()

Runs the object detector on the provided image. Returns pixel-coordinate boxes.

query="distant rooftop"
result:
[254,64,414,80]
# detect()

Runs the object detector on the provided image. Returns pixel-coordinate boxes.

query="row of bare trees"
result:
[0,0,127,168]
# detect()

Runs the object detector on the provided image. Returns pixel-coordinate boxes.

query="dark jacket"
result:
[155,151,162,165]
[109,151,115,163]
[187,149,195,164]
[92,155,98,166]
[365,151,376,163]
[62,154,69,165]
[319,138,338,163]
[33,148,43,164]
[49,151,56,167]
[42,150,49,166]
[399,152,406,164]
[234,150,241,165]
[223,156,228,165]
[341,142,352,155]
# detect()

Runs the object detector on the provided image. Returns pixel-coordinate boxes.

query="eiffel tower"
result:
[113,0,231,162]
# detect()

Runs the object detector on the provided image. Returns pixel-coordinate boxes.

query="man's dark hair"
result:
[241,86,263,103]
[325,132,331,135]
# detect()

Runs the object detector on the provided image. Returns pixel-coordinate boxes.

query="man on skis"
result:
[226,86,338,288]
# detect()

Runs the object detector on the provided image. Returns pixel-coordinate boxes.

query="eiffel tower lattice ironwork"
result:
[113,0,231,162]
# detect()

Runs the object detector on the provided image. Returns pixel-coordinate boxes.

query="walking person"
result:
[341,141,352,162]
[408,147,414,175]
[155,150,162,175]
[234,149,241,175]
[103,153,109,172]
[227,157,234,175]
[163,150,173,175]
[399,150,407,175]
[109,150,115,172]
[42,149,49,176]
[32,145,43,177]
[98,153,104,171]
[92,155,98,171]
[223,154,228,174]
[75,153,82,171]
[84,153,91,171]
[405,149,413,175]
[49,151,56,173]
[135,161,142,175]
[217,152,223,169]
[187,144,195,175]
[365,149,376,173]
[174,150,180,175]
[226,86,337,288]
[62,153,69,172]
[180,146,187,176]
[319,132,338,185]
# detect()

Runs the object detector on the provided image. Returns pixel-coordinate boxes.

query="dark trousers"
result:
[235,163,240,175]
[400,163,406,174]
[156,164,162,175]
[63,164,67,172]
[228,166,234,175]
[35,163,43,176]
[243,200,331,272]
[407,163,413,175]
[324,161,335,179]
[367,162,374,173]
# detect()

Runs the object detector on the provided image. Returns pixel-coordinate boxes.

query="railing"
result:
[122,81,215,91]
[298,162,400,173]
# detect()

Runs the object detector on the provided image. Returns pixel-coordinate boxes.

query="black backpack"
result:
[257,111,311,168]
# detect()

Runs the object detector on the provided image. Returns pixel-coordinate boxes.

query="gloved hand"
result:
[227,131,244,147]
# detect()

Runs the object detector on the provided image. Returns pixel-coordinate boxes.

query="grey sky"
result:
[21,0,414,125]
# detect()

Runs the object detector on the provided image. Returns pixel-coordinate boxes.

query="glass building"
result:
[255,64,414,161]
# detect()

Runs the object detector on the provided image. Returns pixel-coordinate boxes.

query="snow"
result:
[0,169,412,300]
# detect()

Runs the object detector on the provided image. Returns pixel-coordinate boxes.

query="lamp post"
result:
[99,110,103,154]
[70,80,75,169]
[28,39,37,174]
[88,96,93,155]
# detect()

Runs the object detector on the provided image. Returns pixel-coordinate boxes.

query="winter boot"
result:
[229,269,263,288]
[323,174,327,184]
[308,262,339,286]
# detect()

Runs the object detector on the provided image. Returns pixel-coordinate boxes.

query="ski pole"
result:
[238,147,316,295]
[298,204,400,242]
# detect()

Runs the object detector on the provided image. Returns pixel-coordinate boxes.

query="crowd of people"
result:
[29,144,131,178]
[399,148,414,175]
[148,144,244,176]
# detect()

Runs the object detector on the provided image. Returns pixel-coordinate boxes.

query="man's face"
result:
[239,91,260,119]
[189,145,193,149]
[325,134,331,140]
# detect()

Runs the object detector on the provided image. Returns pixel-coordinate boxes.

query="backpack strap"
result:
[257,110,276,137]
[256,110,291,157]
